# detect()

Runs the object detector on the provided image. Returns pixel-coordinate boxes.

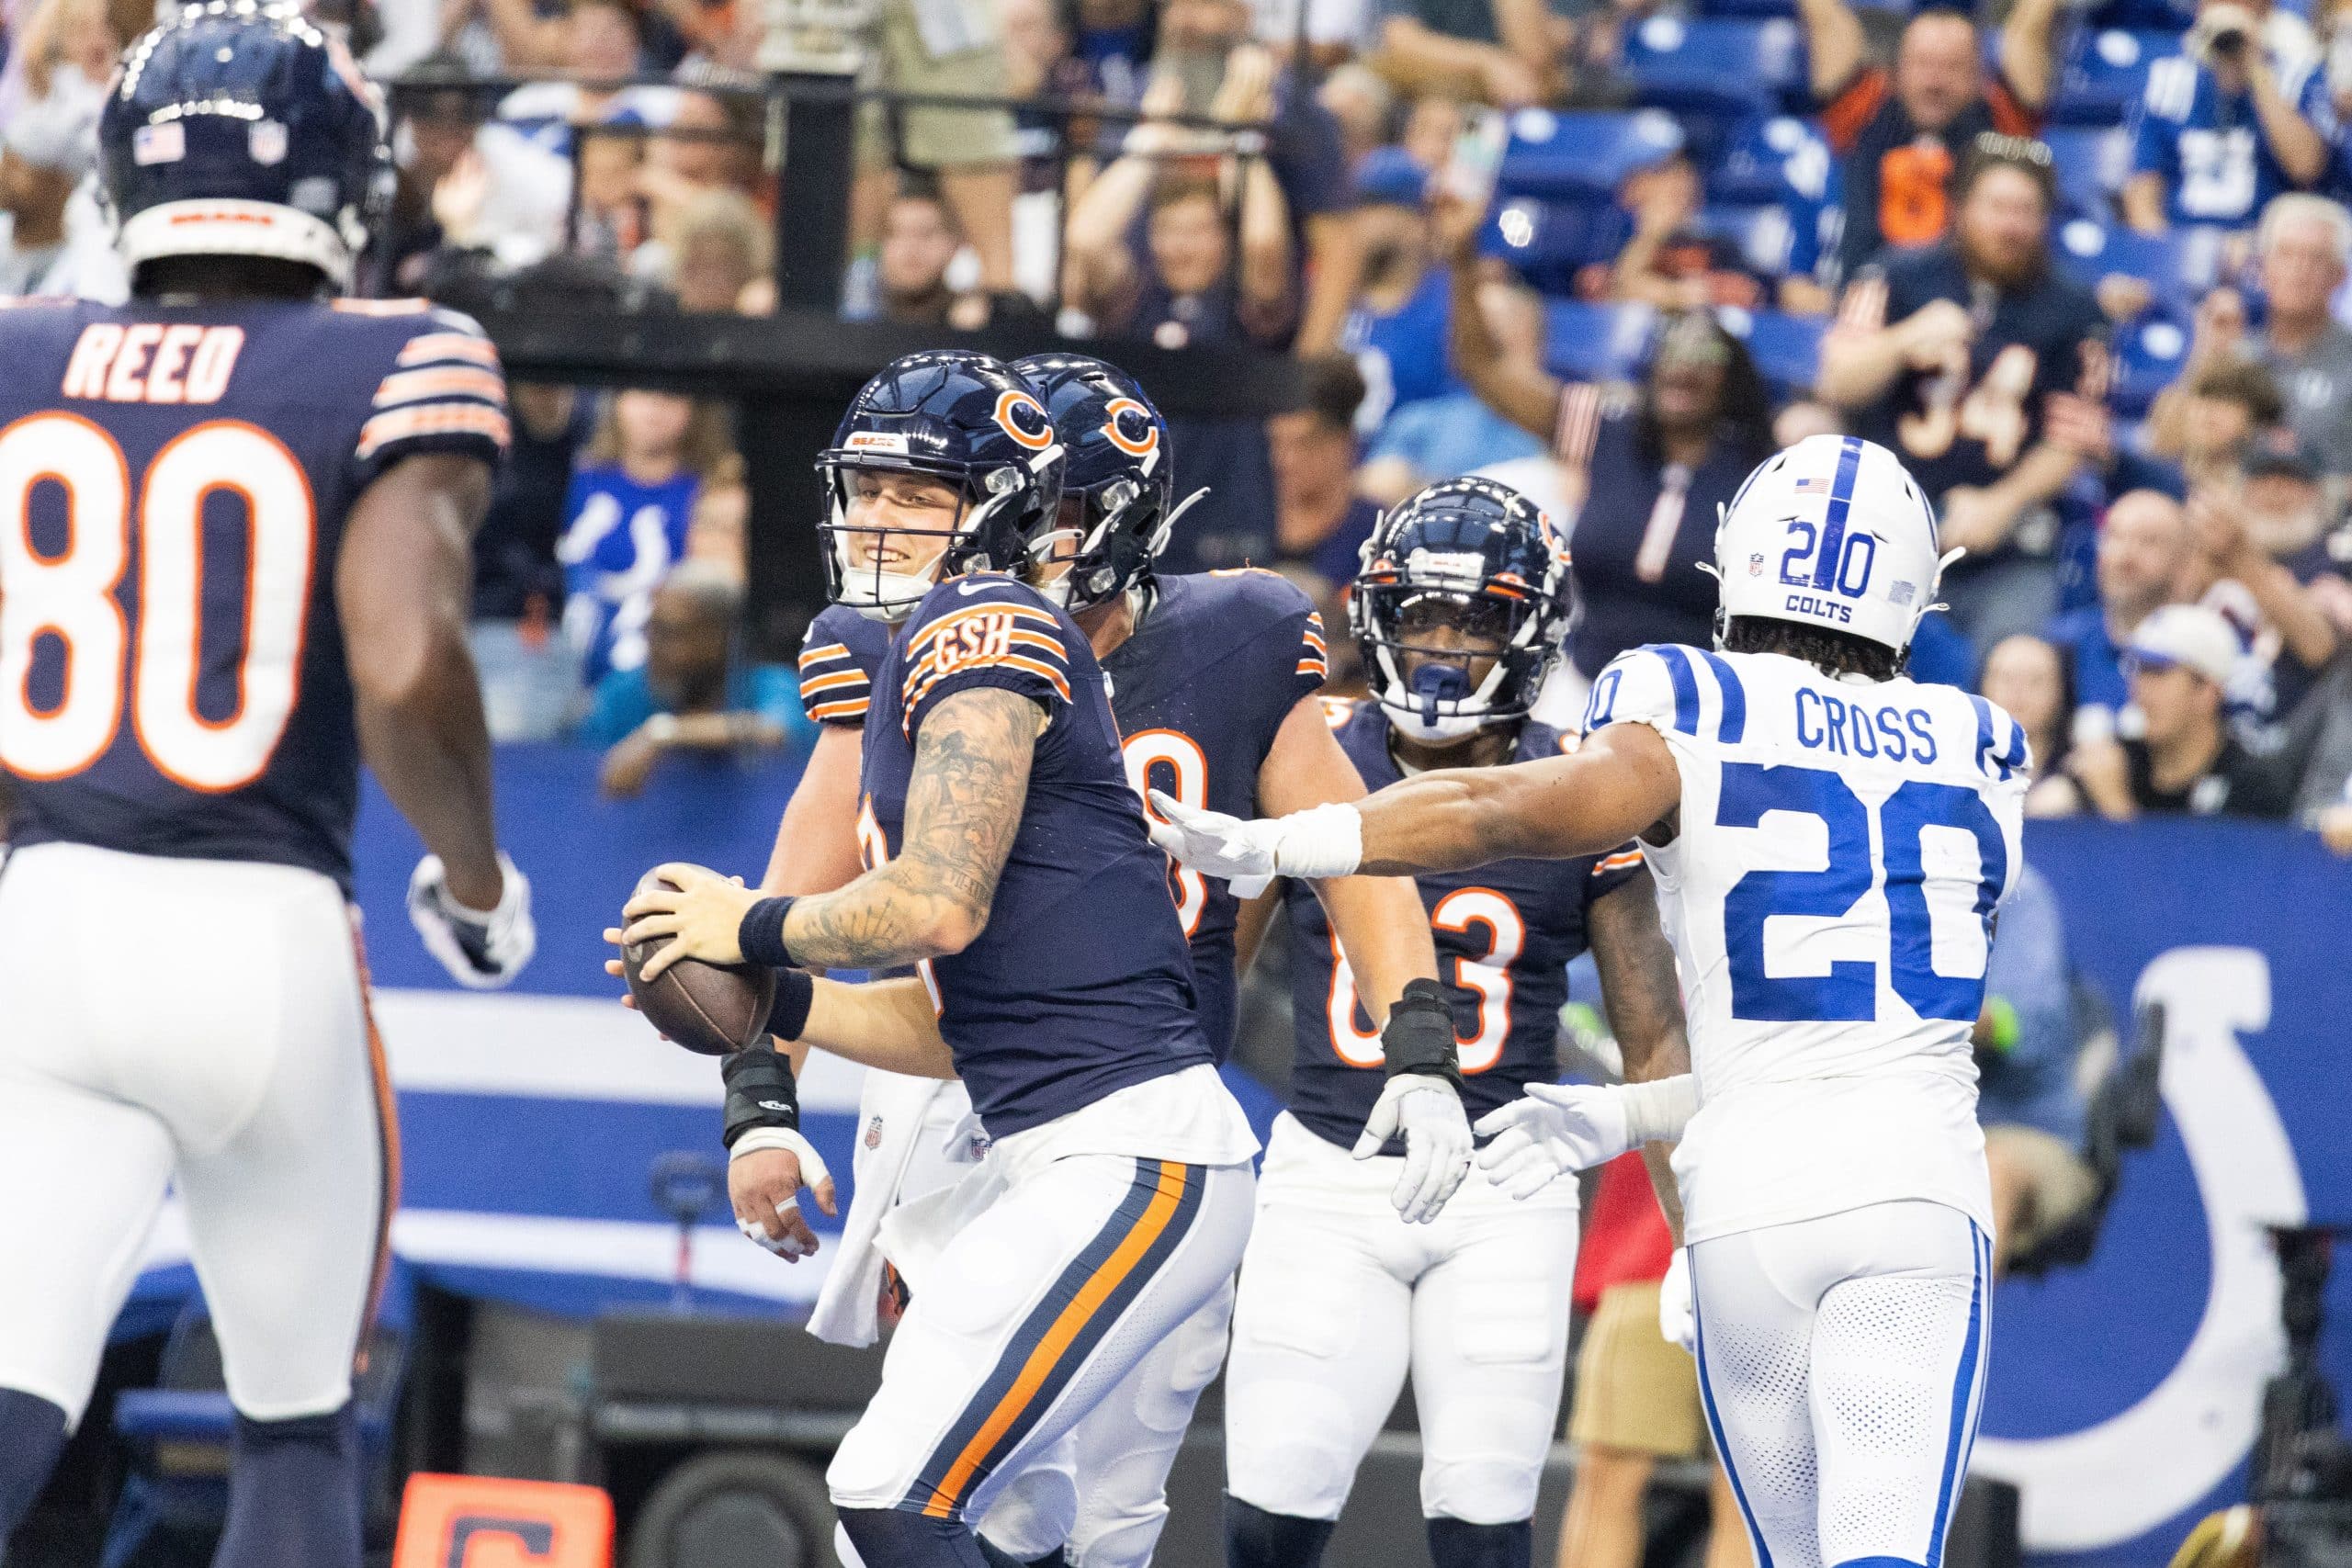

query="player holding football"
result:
[1154,434,2027,1568]
[623,352,1460,1568]
[665,351,1464,1568]
[0,8,534,1564]
[1221,476,1690,1568]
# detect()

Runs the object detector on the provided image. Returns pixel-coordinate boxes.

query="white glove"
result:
[1145,792,1362,898]
[1657,1247,1695,1353]
[1355,1075,1474,1224]
[407,852,535,989]
[1471,1081,1636,1200]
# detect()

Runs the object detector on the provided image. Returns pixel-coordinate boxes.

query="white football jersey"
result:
[1582,645,2030,1244]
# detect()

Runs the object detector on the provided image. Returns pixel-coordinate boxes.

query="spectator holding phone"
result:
[2121,0,2336,233]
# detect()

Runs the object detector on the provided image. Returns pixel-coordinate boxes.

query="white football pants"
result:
[0,843,390,1427]
[1224,1113,1580,1526]
[1690,1199,1993,1568]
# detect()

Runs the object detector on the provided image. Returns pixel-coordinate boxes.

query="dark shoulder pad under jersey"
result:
[798,602,895,728]
[896,573,1079,741]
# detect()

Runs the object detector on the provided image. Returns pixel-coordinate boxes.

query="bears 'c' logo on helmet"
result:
[993,390,1055,451]
[1102,397,1159,457]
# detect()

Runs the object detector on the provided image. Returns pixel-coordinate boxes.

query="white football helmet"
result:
[1705,434,1961,660]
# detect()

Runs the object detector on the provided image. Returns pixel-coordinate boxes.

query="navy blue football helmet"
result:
[817,350,1067,621]
[1011,354,1204,614]
[1351,477,1575,742]
[100,1,390,292]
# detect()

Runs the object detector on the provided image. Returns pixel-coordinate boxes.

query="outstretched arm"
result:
[1353,724,1681,874]
[1150,722,1681,886]
[1256,694,1440,1018]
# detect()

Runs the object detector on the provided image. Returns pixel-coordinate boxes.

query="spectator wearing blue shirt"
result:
[1976,864,2098,1271]
[2044,488,2194,731]
[2121,0,2337,233]
[558,390,735,689]
[579,563,812,798]
[1358,276,1546,502]
[1343,148,1458,421]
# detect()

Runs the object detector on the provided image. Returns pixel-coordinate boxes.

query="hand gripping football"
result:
[621,869,777,1055]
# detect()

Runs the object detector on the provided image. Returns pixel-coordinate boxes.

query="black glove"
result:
[1379,977,1464,1090]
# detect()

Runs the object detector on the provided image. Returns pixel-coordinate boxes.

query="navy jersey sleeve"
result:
[1212,566,1329,714]
[1586,842,1647,905]
[347,304,511,490]
[798,603,889,728]
[898,576,1077,740]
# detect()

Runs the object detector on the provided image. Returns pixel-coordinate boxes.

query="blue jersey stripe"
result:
[1649,645,1702,735]
[1926,1224,1990,1568]
[1690,1251,1775,1568]
[1967,695,2015,781]
[1698,650,1747,744]
[1811,435,1866,592]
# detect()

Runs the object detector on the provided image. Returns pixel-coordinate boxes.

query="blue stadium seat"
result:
[2109,310,2192,416]
[1621,16,1808,118]
[1698,204,1800,277]
[1496,108,1688,203]
[1484,198,1634,294]
[1543,299,1658,384]
[2042,124,2134,220]
[1725,309,1828,396]
[2052,218,2229,314]
[1707,115,1833,206]
[2051,27,2181,126]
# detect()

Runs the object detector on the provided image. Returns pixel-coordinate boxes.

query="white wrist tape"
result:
[1274,802,1365,880]
[1621,1074,1699,1145]
[729,1126,831,1193]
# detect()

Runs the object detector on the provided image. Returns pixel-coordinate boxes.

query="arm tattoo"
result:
[783,686,1042,969]
[1589,865,1692,1239]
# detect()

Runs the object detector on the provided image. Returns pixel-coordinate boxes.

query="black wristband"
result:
[1380,976,1464,1090]
[720,1048,800,1148]
[739,896,798,970]
[763,966,815,1042]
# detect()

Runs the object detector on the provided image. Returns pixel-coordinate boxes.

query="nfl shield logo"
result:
[250,121,289,166]
[1747,553,1766,577]
[864,1115,884,1150]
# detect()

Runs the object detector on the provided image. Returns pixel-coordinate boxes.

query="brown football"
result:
[622,869,777,1056]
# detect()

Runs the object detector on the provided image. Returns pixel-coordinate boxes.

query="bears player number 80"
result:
[0,413,312,790]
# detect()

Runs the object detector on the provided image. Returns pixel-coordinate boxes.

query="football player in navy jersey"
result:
[1217,479,1691,1568]
[0,8,532,1565]
[700,352,1462,1568]
[623,350,1468,1568]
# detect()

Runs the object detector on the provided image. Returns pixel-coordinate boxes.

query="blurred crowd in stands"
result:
[6,0,2352,844]
[0,3,2331,1554]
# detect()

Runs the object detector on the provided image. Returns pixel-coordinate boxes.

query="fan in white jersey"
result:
[1148,433,2030,1568]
